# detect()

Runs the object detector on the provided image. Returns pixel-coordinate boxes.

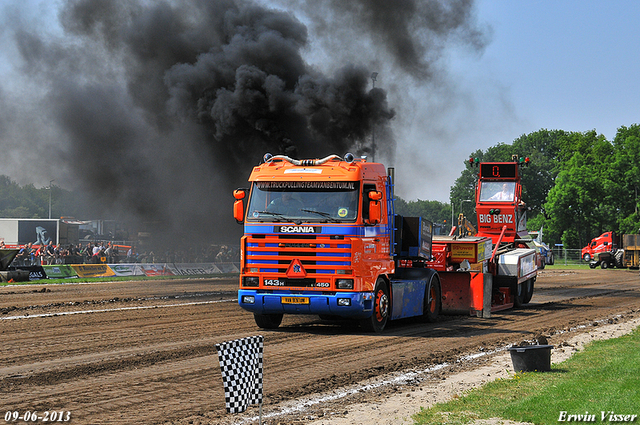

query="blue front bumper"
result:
[238,289,374,319]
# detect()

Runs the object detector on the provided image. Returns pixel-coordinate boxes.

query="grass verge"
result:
[413,327,640,425]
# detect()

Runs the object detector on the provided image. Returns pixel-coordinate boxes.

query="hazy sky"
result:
[0,0,638,207]
[394,0,640,202]
[475,0,639,140]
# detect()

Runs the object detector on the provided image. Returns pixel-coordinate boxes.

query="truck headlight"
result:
[336,279,354,289]
[337,298,351,306]
[242,276,259,287]
[242,295,255,304]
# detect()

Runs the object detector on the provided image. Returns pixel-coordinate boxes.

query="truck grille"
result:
[245,234,352,280]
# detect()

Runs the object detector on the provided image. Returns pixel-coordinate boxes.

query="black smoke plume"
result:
[5,0,485,247]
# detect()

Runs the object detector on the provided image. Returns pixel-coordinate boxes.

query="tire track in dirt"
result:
[0,269,638,424]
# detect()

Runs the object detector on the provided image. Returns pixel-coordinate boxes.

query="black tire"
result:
[615,250,624,268]
[513,281,525,308]
[601,260,608,269]
[549,253,554,265]
[254,313,283,329]
[360,278,390,333]
[422,274,441,323]
[522,278,535,304]
[583,253,591,262]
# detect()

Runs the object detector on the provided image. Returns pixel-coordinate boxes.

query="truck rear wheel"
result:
[422,274,441,323]
[514,281,526,308]
[360,278,389,333]
[254,313,283,329]
[522,278,534,304]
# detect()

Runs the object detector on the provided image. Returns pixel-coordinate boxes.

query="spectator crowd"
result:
[9,242,239,266]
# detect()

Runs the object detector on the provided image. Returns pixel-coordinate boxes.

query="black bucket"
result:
[508,345,553,372]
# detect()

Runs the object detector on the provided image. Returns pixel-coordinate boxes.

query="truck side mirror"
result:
[368,191,382,225]
[233,189,246,223]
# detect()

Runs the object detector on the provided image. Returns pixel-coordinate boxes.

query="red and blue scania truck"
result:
[233,153,537,332]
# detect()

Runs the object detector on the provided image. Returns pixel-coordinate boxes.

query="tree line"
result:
[0,176,87,220]
[3,124,639,250]
[399,125,640,249]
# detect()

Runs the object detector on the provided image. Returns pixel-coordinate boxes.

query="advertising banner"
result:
[16,265,48,280]
[71,264,116,278]
[216,262,240,273]
[11,262,238,281]
[43,265,78,279]
[167,263,223,276]
[140,264,174,277]
[110,264,146,277]
[451,243,477,261]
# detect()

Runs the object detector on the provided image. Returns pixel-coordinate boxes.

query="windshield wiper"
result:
[255,211,285,221]
[255,211,302,225]
[300,209,341,223]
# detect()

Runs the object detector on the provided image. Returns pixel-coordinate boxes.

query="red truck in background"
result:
[581,231,619,263]
[583,232,640,269]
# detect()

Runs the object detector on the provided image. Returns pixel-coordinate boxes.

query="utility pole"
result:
[49,180,55,219]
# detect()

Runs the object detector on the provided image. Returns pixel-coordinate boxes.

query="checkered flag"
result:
[216,335,264,414]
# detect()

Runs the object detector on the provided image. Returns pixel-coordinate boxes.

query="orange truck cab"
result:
[234,153,440,332]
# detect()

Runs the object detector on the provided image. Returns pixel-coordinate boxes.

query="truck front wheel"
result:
[360,278,389,333]
[583,253,591,262]
[254,313,283,329]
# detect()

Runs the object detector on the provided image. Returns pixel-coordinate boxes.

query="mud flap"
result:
[482,273,492,318]
[469,272,491,318]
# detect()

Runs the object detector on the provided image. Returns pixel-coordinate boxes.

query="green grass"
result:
[413,327,640,425]
[542,263,591,270]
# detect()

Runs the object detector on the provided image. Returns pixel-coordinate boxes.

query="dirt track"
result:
[1,269,639,424]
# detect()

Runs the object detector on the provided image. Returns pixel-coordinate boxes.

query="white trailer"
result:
[0,219,79,247]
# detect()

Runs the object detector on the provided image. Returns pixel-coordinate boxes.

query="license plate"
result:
[281,297,310,305]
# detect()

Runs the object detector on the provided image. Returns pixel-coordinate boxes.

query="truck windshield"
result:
[479,181,516,202]
[246,181,359,222]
